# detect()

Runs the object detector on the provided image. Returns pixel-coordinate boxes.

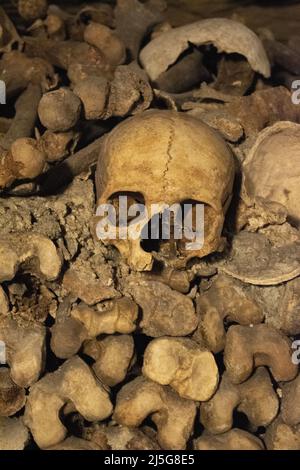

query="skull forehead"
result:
[96,110,235,209]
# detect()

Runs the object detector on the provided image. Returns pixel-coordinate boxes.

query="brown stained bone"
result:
[223,88,300,137]
[38,88,82,133]
[281,375,300,427]
[186,87,300,138]
[1,1,300,451]
[23,37,81,69]
[50,296,87,360]
[218,231,300,286]
[0,286,9,316]
[84,22,126,67]
[24,37,111,77]
[265,277,300,336]
[84,423,160,450]
[41,135,104,194]
[0,417,29,450]
[96,110,235,271]
[140,18,270,81]
[0,232,62,282]
[51,296,138,360]
[0,137,46,191]
[84,335,135,387]
[214,55,255,96]
[264,38,300,75]
[43,12,66,41]
[63,267,117,306]
[42,5,87,43]
[264,416,300,450]
[0,137,46,194]
[0,317,46,388]
[142,266,190,293]
[246,246,300,336]
[24,356,113,449]
[0,84,46,189]
[0,7,22,53]
[113,376,196,450]
[18,0,47,22]
[142,337,219,401]
[115,0,165,60]
[0,84,42,152]
[189,108,244,143]
[73,77,110,121]
[47,437,102,451]
[0,51,56,98]
[51,316,87,360]
[104,62,153,119]
[70,297,138,339]
[0,368,26,417]
[200,368,279,434]
[184,103,245,143]
[235,196,288,234]
[154,49,210,94]
[288,35,300,52]
[193,84,237,103]
[38,130,79,163]
[0,118,12,135]
[194,429,264,451]
[243,122,300,226]
[194,273,264,353]
[224,324,298,384]
[127,280,198,337]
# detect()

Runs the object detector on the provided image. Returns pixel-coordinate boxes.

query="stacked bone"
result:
[0,0,300,452]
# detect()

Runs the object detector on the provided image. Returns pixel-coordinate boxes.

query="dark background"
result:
[3,0,300,41]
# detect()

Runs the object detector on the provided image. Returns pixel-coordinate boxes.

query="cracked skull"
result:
[95,110,235,271]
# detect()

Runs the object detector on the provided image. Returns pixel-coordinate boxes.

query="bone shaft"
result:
[264,38,300,75]
[41,135,104,194]
[1,83,42,150]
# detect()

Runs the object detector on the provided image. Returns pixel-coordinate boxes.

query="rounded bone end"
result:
[142,337,219,401]
[194,429,264,450]
[0,369,26,417]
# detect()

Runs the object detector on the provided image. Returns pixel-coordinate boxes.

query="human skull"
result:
[95,110,235,271]
[243,122,300,226]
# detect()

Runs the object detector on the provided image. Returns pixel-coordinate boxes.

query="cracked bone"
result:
[96,110,235,271]
[140,18,270,81]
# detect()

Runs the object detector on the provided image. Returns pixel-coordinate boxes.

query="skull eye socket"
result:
[107,192,145,226]
[140,200,207,256]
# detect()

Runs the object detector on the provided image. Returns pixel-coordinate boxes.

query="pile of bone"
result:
[0,0,300,451]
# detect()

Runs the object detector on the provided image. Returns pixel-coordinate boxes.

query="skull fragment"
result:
[96,110,235,271]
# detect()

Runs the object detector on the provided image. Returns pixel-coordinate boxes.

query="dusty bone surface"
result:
[0,0,300,452]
